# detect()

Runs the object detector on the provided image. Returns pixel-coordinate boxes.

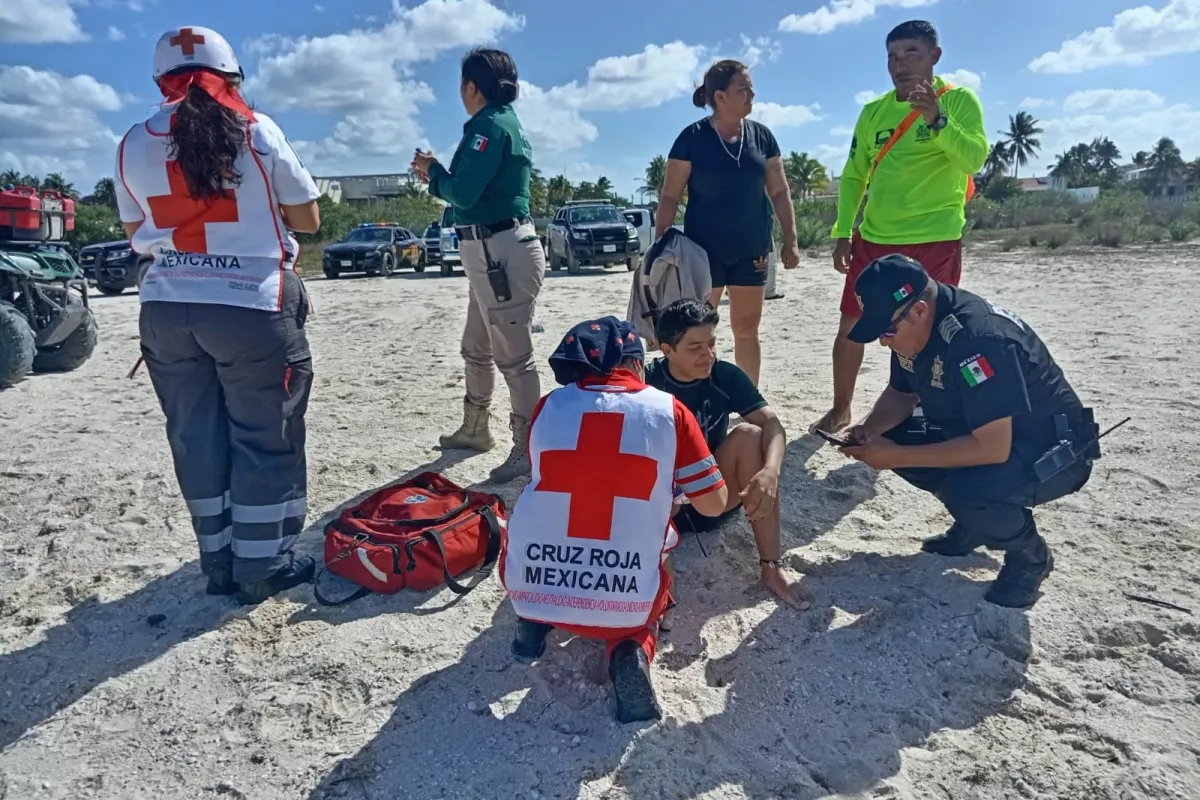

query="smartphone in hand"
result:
[816,428,853,448]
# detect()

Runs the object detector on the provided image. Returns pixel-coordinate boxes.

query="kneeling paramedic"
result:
[836,254,1098,609]
[499,317,729,723]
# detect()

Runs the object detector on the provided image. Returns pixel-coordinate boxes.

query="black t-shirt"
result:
[668,118,780,262]
[645,357,767,453]
[888,284,1083,460]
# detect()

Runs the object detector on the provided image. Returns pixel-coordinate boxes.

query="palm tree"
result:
[529,167,548,216]
[41,173,77,198]
[1132,151,1150,167]
[0,169,20,185]
[1089,137,1121,172]
[982,141,1011,178]
[999,112,1042,178]
[1146,136,1184,195]
[782,151,827,199]
[594,176,613,199]
[86,177,118,209]
[546,174,573,209]
[641,155,667,201]
[1185,157,1200,190]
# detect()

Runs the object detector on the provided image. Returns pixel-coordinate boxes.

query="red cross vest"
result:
[115,109,313,312]
[500,378,679,630]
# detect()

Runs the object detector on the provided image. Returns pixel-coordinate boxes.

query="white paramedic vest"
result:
[502,381,679,630]
[115,109,317,312]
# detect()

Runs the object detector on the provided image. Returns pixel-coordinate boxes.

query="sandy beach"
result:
[1,243,1198,800]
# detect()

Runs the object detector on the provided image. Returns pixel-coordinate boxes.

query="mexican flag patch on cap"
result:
[471,134,489,152]
[892,283,913,302]
[960,355,994,386]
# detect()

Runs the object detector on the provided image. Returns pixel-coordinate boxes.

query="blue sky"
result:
[4,0,1200,199]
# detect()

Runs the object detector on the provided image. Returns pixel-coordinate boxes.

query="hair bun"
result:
[691,85,706,108]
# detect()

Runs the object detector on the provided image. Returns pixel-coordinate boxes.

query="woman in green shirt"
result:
[412,48,546,483]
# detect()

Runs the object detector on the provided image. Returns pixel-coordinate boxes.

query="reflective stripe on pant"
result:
[139,270,313,583]
[459,222,545,420]
[884,418,1092,552]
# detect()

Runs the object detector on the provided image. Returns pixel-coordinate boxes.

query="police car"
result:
[322,222,426,279]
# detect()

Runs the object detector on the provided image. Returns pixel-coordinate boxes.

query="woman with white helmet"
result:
[114,26,322,603]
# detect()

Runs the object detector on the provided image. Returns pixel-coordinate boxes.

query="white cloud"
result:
[0,0,87,43]
[779,0,940,34]
[243,0,523,169]
[1019,97,1054,109]
[942,69,981,91]
[813,143,851,171]
[737,34,783,68]
[108,26,127,42]
[1029,0,1200,73]
[749,102,822,129]
[830,125,855,136]
[0,66,123,185]
[1061,88,1165,114]
[517,41,705,155]
[854,89,879,104]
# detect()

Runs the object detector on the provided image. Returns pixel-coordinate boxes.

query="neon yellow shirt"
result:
[831,76,988,245]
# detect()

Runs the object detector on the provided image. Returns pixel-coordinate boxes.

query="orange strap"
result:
[869,83,975,202]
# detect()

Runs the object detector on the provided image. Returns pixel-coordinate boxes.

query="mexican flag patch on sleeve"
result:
[960,355,994,386]
[471,134,489,152]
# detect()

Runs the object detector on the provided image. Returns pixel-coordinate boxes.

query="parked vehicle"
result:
[621,208,653,255]
[437,206,460,276]
[322,223,426,279]
[423,222,442,266]
[78,240,153,295]
[546,199,639,275]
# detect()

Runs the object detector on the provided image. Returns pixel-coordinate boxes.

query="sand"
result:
[1,243,1198,800]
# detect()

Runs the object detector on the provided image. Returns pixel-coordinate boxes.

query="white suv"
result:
[438,206,460,276]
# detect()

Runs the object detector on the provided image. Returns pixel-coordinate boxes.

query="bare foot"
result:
[809,406,852,436]
[761,565,813,611]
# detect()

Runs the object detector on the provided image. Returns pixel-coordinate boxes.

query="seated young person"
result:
[646,299,811,609]
[499,316,729,724]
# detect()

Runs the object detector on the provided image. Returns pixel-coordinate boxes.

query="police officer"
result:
[115,27,320,603]
[411,47,545,483]
[835,254,1096,608]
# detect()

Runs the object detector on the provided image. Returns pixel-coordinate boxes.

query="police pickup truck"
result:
[77,239,152,296]
[546,199,639,275]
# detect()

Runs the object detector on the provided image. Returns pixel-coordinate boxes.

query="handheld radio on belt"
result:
[478,233,512,303]
[1034,412,1130,483]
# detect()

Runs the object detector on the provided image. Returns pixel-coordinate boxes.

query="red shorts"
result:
[840,233,963,318]
[553,565,673,662]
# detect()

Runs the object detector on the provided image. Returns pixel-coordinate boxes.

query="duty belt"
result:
[455,215,533,241]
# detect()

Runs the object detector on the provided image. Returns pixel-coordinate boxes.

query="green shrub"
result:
[1091,222,1125,248]
[1045,228,1072,249]
[1168,218,1195,242]
[794,217,826,248]
[999,235,1020,252]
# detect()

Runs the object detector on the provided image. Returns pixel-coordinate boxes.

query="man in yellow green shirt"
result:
[811,20,988,435]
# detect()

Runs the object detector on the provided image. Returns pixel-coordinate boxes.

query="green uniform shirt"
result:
[832,76,988,245]
[428,103,532,227]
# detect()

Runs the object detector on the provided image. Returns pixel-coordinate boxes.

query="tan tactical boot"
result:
[489,414,531,482]
[439,399,495,452]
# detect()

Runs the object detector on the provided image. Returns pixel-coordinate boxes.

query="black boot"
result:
[984,540,1054,609]
[234,555,316,605]
[609,640,662,724]
[205,566,237,596]
[511,618,552,663]
[921,522,978,557]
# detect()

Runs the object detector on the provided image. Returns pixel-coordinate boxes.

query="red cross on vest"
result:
[146,160,239,253]
[170,28,206,57]
[534,411,659,541]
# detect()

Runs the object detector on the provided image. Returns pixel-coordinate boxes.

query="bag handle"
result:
[422,505,505,595]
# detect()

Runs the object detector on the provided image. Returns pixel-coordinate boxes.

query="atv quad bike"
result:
[0,240,98,389]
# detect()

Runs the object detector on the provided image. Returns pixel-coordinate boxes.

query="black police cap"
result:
[847,253,931,343]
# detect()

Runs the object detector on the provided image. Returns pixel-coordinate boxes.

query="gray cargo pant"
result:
[138,271,313,583]
[458,220,545,420]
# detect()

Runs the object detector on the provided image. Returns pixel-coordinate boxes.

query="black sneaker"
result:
[920,523,978,557]
[511,618,552,663]
[984,543,1055,609]
[608,640,662,724]
[234,556,316,605]
[205,567,237,596]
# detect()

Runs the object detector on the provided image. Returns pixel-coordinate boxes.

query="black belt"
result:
[455,215,532,241]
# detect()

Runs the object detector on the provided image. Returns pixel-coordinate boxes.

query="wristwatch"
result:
[930,111,948,131]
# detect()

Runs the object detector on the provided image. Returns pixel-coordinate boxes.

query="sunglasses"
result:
[879,299,919,339]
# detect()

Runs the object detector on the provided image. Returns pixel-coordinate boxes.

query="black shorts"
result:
[710,253,769,288]
[673,503,741,534]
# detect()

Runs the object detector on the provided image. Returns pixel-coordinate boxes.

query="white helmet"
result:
[152,26,241,81]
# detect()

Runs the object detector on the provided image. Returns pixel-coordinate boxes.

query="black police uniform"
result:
[850,255,1097,608]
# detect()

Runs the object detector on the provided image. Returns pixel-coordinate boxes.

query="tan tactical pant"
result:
[459,221,546,420]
